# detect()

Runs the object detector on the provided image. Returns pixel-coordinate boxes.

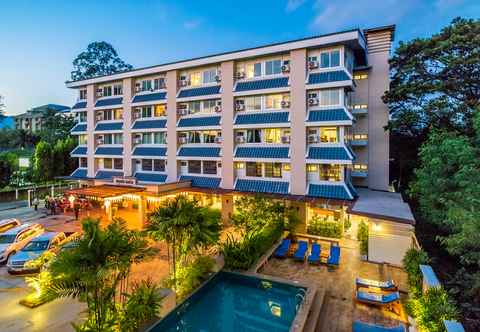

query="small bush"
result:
[344,218,352,231]
[307,215,343,238]
[403,247,430,297]
[357,221,369,256]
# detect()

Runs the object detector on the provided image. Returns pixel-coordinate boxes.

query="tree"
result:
[71,41,133,81]
[0,154,13,187]
[45,218,159,331]
[38,109,76,144]
[0,95,5,120]
[384,17,480,138]
[33,141,54,182]
[52,138,77,177]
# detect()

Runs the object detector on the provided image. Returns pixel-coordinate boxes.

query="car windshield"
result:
[22,240,49,251]
[0,234,16,244]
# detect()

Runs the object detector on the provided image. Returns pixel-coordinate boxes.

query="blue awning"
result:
[307,70,350,85]
[235,112,289,125]
[70,168,88,179]
[308,184,354,200]
[179,175,221,188]
[94,97,123,108]
[307,146,354,161]
[132,119,166,130]
[178,147,220,158]
[235,146,289,159]
[70,123,87,133]
[95,122,123,131]
[235,179,289,195]
[420,265,441,288]
[177,116,221,127]
[95,170,124,180]
[95,147,123,156]
[235,77,289,92]
[135,172,167,183]
[71,146,87,156]
[132,92,167,103]
[132,147,166,157]
[307,109,351,122]
[178,85,221,98]
[72,101,87,110]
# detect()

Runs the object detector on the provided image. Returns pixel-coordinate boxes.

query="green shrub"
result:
[344,218,351,231]
[403,247,430,297]
[357,221,369,256]
[406,287,459,332]
[307,215,342,238]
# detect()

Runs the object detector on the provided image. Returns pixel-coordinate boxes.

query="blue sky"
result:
[0,0,478,115]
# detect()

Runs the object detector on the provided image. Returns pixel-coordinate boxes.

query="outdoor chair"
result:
[326,245,341,267]
[356,290,401,314]
[353,321,406,332]
[307,243,321,264]
[274,238,291,258]
[293,241,308,261]
[356,278,397,291]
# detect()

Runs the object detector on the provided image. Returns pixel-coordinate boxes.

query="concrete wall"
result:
[220,61,235,189]
[166,70,178,183]
[122,78,133,177]
[86,84,96,178]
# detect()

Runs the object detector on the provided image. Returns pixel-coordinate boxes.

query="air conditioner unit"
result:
[179,109,188,116]
[179,137,188,144]
[135,84,141,93]
[95,112,103,121]
[134,135,142,144]
[281,101,291,108]
[96,136,104,145]
[308,134,319,143]
[133,109,141,119]
[96,89,103,97]
[235,101,245,111]
[214,137,223,143]
[281,136,291,144]
[308,98,319,106]
[236,72,245,79]
[214,74,221,82]
[235,136,245,144]
[281,61,290,73]
[214,105,222,113]
[308,60,319,69]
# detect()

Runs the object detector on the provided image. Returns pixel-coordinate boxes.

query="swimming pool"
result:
[149,271,306,332]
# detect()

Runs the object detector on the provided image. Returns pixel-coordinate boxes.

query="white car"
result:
[0,223,44,263]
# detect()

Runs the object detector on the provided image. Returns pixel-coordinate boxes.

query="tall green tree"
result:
[71,41,133,81]
[52,138,77,177]
[38,109,76,144]
[33,141,54,182]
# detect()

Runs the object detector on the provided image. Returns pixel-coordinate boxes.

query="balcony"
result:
[94,146,123,157]
[234,146,290,161]
[179,175,221,189]
[234,77,289,95]
[351,135,368,147]
[72,100,87,110]
[307,181,357,200]
[306,108,353,126]
[70,146,87,157]
[131,92,167,105]
[177,115,221,130]
[131,118,167,131]
[306,145,355,164]
[94,121,123,132]
[306,69,353,90]
[351,170,368,178]
[177,85,221,101]
[134,172,167,184]
[234,178,289,195]
[351,105,368,116]
[177,146,221,159]
[94,97,123,109]
[70,123,87,134]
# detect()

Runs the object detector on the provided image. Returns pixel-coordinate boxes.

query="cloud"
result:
[286,0,306,12]
[183,18,203,30]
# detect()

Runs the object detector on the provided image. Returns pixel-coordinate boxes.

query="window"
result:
[103,86,112,97]
[203,100,217,113]
[319,164,341,181]
[353,104,368,109]
[154,132,166,144]
[203,131,218,143]
[154,104,166,117]
[234,162,244,169]
[265,94,283,110]
[190,72,202,86]
[353,164,368,171]
[79,89,87,100]
[113,84,123,95]
[78,135,87,145]
[308,56,318,63]
[265,60,282,75]
[319,89,340,106]
[154,78,165,90]
[142,133,152,144]
[264,128,281,144]
[307,164,318,172]
[113,109,123,120]
[103,134,113,144]
[353,134,368,140]
[141,80,152,92]
[203,161,217,174]
[141,106,152,118]
[188,160,201,174]
[189,101,201,114]
[246,62,262,79]
[78,111,87,122]
[114,159,123,170]
[103,158,113,169]
[320,50,340,68]
[79,158,88,168]
[264,163,282,178]
[246,162,262,177]
[203,69,217,84]
[188,132,201,143]
[113,133,123,144]
[154,160,165,172]
[245,96,262,111]
[319,127,338,143]
[353,73,368,80]
[142,159,153,171]
[246,129,261,143]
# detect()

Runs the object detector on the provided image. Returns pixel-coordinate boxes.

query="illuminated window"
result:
[319,164,341,181]
[354,73,368,80]
[113,109,123,120]
[354,134,368,140]
[154,104,166,117]
[190,72,202,86]
[264,128,281,144]
[265,94,283,110]
[265,163,282,178]
[203,131,219,143]
[283,164,291,171]
[103,158,112,169]
[78,135,87,145]
[354,164,368,170]
[319,127,338,143]
[234,162,244,169]
[353,104,368,109]
[307,164,318,172]
[246,63,262,79]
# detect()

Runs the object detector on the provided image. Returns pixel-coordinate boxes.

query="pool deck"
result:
[259,238,409,332]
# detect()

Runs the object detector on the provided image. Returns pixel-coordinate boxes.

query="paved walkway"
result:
[0,201,28,211]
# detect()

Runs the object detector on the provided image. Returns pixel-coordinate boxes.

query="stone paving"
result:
[260,238,408,332]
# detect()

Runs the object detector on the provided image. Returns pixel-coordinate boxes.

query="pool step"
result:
[303,289,326,332]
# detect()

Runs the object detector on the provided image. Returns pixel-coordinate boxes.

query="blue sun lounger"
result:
[327,245,341,266]
[356,278,397,290]
[307,243,321,264]
[356,290,400,306]
[353,321,406,332]
[274,239,291,258]
[293,241,308,261]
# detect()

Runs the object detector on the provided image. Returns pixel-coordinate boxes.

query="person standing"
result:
[74,203,80,220]
[32,197,39,211]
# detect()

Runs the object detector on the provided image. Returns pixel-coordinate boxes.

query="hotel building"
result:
[67,25,415,265]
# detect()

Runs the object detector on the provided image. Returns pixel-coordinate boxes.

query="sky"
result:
[0,0,478,116]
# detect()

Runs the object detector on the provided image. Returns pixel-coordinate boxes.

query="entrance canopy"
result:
[65,184,145,199]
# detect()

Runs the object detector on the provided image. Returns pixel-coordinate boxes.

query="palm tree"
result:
[45,217,158,331]
[146,195,221,287]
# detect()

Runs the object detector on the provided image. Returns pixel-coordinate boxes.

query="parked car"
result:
[0,223,44,263]
[0,219,21,233]
[7,232,66,274]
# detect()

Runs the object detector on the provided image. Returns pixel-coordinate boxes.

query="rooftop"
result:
[349,188,415,224]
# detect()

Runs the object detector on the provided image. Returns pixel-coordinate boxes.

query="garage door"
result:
[368,233,412,266]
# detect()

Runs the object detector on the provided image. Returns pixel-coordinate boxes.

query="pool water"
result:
[150,271,305,332]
